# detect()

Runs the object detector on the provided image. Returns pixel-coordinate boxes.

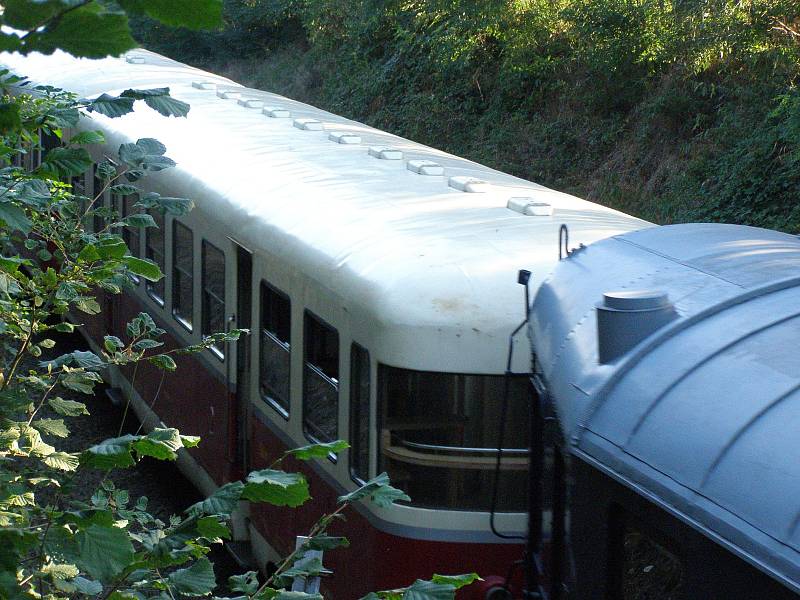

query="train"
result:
[0,48,647,598]
[527,222,800,599]
[5,45,798,599]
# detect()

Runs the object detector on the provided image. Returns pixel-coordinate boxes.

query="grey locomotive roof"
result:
[529,223,800,591]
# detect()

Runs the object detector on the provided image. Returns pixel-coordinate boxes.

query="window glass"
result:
[350,343,370,483]
[303,312,338,444]
[619,518,684,599]
[260,282,291,417]
[378,366,530,511]
[92,164,107,233]
[172,221,193,331]
[121,194,141,283]
[202,241,226,358]
[145,209,165,304]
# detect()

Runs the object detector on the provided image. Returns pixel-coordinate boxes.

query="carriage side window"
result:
[378,366,531,511]
[145,209,165,305]
[121,194,141,284]
[172,221,194,331]
[303,311,339,445]
[260,282,291,417]
[611,509,684,599]
[92,164,107,233]
[202,241,225,359]
[350,343,371,483]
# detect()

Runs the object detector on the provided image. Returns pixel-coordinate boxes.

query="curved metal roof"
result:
[529,222,800,591]
[0,48,646,374]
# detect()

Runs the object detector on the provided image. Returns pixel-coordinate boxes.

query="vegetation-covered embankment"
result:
[135,0,800,231]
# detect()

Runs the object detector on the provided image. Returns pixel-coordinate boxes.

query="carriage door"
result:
[231,241,252,475]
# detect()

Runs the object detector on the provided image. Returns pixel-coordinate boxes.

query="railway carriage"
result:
[1,49,647,597]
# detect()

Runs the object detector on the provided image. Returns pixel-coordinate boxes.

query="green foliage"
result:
[137,0,800,232]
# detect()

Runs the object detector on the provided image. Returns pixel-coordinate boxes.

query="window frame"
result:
[302,310,340,449]
[201,240,226,361]
[145,208,165,306]
[349,342,371,484]
[259,281,291,419]
[171,220,194,332]
[120,194,141,285]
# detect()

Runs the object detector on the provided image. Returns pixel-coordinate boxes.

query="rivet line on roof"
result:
[264,106,290,118]
[238,98,264,109]
[507,197,554,216]
[368,146,403,160]
[449,176,490,193]
[407,159,444,176]
[329,132,361,145]
[293,118,323,131]
[192,81,217,90]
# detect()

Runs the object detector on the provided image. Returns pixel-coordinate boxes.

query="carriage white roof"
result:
[530,223,800,591]
[2,49,647,373]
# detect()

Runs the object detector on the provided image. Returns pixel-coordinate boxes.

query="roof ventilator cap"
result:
[125,54,145,64]
[192,81,217,90]
[263,107,290,118]
[507,197,553,216]
[238,98,264,109]
[217,90,242,100]
[368,146,403,160]
[596,290,678,364]
[329,132,361,145]
[449,176,490,193]
[293,118,323,131]
[407,160,444,176]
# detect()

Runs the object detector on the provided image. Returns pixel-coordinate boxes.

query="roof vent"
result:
[507,197,553,216]
[263,107,290,118]
[192,81,216,90]
[449,176,489,193]
[293,118,323,131]
[238,98,264,109]
[407,160,444,176]
[217,90,242,100]
[125,55,145,64]
[329,132,361,145]
[368,146,403,160]
[596,290,678,364]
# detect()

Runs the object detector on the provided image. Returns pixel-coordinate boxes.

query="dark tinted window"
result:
[92,164,107,233]
[172,221,193,331]
[378,366,530,511]
[350,343,370,482]
[303,312,338,444]
[260,282,291,417]
[202,241,225,358]
[145,210,165,304]
[121,194,141,283]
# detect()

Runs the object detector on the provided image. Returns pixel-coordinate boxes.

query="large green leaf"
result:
[402,580,456,600]
[167,557,216,596]
[0,202,31,233]
[81,434,138,469]
[69,130,105,145]
[87,94,135,118]
[32,418,69,438]
[43,452,80,471]
[24,6,137,59]
[2,0,60,30]
[41,146,93,179]
[120,89,190,118]
[186,481,244,517]
[337,472,410,508]
[287,440,349,461]
[430,574,481,590]
[0,102,21,133]
[131,428,184,460]
[76,524,134,583]
[117,0,223,30]
[48,396,89,416]
[241,469,310,507]
[123,256,162,281]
